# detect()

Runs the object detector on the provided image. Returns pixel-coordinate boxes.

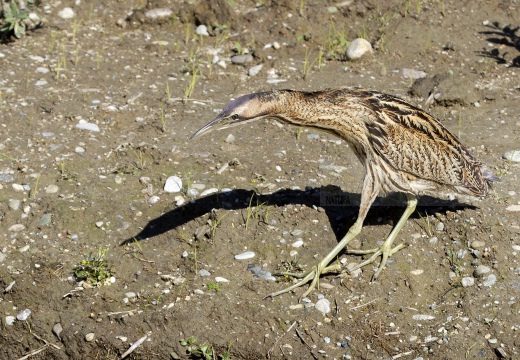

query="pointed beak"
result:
[189,116,225,140]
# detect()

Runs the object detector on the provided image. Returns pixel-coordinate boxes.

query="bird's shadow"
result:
[121,186,475,246]
[476,21,520,67]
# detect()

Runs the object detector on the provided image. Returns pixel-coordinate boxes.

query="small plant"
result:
[73,248,113,286]
[206,282,221,293]
[183,63,200,103]
[0,0,42,39]
[30,173,40,199]
[158,102,166,132]
[417,211,433,237]
[210,213,227,239]
[302,48,318,80]
[180,336,214,360]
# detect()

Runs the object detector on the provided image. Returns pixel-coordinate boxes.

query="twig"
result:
[392,350,414,359]
[17,344,48,360]
[107,309,139,317]
[121,332,150,359]
[267,321,296,359]
[295,329,318,360]
[32,332,61,350]
[349,297,380,310]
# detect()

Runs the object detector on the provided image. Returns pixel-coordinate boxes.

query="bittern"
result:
[190,88,499,299]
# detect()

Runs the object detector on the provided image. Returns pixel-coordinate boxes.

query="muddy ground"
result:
[0,0,519,359]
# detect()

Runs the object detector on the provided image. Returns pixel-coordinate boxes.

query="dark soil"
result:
[1,0,519,359]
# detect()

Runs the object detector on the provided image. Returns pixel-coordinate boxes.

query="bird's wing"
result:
[363,93,492,196]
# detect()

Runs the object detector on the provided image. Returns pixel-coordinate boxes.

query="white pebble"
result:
[461,277,475,287]
[164,176,182,193]
[248,64,263,76]
[346,38,373,60]
[503,150,520,162]
[45,185,59,194]
[272,41,281,50]
[200,188,218,197]
[174,195,185,206]
[9,224,26,232]
[85,333,95,342]
[195,25,209,36]
[75,146,85,153]
[225,134,235,143]
[58,7,75,19]
[16,309,31,321]
[402,68,427,79]
[315,298,331,314]
[148,196,160,204]
[292,239,304,248]
[36,67,49,74]
[76,122,100,132]
[215,277,229,283]
[412,314,435,321]
[234,251,255,260]
[5,316,15,326]
[145,8,173,20]
[35,80,48,86]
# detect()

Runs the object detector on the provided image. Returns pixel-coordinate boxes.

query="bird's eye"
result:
[231,114,239,120]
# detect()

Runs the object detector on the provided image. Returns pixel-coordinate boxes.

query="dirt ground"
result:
[1,0,519,359]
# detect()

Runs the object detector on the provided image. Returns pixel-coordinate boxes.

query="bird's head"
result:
[190,91,276,139]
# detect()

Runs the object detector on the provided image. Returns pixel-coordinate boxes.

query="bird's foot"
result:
[347,242,406,281]
[265,262,341,300]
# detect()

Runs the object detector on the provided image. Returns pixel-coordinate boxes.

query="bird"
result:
[190,87,499,299]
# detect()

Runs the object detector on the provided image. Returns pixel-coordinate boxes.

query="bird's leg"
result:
[347,193,417,280]
[265,174,379,300]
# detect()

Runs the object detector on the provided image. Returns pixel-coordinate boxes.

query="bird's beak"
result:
[189,115,229,140]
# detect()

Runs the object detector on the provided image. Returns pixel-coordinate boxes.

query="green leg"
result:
[265,174,380,300]
[347,193,417,280]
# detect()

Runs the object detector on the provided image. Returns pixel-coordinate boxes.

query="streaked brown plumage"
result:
[191,87,499,299]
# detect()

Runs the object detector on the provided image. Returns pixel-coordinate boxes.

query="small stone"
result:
[8,199,21,210]
[125,292,137,299]
[58,7,75,19]
[0,252,6,263]
[346,38,373,60]
[85,333,95,342]
[95,221,104,228]
[35,80,48,86]
[272,41,281,50]
[9,224,25,232]
[198,269,211,277]
[12,183,25,191]
[76,122,100,132]
[148,196,160,204]
[164,176,182,193]
[461,277,475,287]
[324,336,331,344]
[215,277,229,283]
[327,6,338,13]
[506,205,520,212]
[52,323,63,339]
[291,229,304,236]
[75,146,85,153]
[45,184,59,193]
[16,309,31,321]
[231,54,253,64]
[412,314,435,321]
[473,265,491,278]
[471,240,486,249]
[435,222,445,231]
[292,239,304,248]
[234,251,255,260]
[289,304,304,310]
[195,25,209,36]
[174,195,185,206]
[275,165,282,171]
[5,316,15,326]
[402,68,427,79]
[39,213,52,226]
[200,188,218,197]
[482,274,497,287]
[315,298,331,314]
[145,8,173,20]
[410,269,424,275]
[36,67,49,74]
[225,134,235,143]
[248,64,263,76]
[503,150,520,162]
